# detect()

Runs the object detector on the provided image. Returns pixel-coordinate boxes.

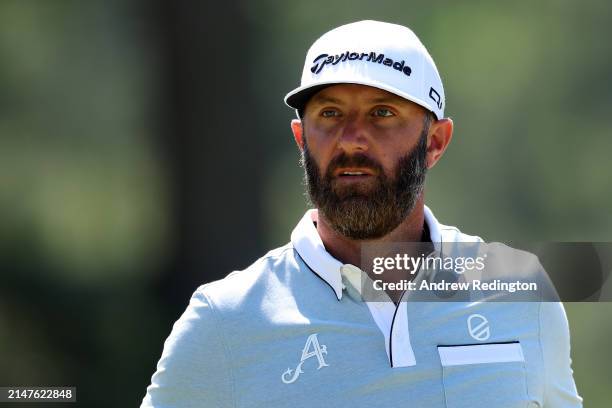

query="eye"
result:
[372,107,395,117]
[321,109,340,118]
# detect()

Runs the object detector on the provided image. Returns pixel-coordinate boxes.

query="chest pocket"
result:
[437,342,529,408]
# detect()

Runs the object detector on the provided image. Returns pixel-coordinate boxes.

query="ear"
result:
[426,118,453,169]
[291,119,304,150]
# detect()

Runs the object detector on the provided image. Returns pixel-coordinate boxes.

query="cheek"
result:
[304,130,337,166]
[381,158,402,179]
[376,137,420,176]
[374,141,410,172]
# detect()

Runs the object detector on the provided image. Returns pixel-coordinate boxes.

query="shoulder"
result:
[539,301,570,340]
[425,205,484,244]
[140,243,299,407]
[141,280,234,407]
[196,243,299,312]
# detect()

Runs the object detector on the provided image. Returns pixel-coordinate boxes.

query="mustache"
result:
[325,153,384,178]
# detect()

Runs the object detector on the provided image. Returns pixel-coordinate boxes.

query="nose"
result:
[337,113,369,153]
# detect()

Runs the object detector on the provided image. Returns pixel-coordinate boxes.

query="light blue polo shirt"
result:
[141,206,582,408]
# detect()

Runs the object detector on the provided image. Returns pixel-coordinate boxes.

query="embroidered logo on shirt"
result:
[467,314,490,341]
[281,333,329,384]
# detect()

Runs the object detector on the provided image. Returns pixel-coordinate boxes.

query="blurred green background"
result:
[0,0,610,406]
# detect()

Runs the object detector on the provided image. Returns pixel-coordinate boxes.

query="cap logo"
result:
[429,87,443,110]
[310,51,412,77]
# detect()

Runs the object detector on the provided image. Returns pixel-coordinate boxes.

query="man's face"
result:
[300,84,431,240]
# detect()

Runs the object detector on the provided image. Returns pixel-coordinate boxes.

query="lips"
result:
[333,168,376,177]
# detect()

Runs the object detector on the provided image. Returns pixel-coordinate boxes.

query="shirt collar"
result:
[424,205,442,249]
[291,209,344,300]
[291,206,446,301]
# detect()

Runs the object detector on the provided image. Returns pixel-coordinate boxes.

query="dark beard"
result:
[302,127,429,240]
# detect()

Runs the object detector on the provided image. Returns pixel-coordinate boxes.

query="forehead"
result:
[307,84,422,110]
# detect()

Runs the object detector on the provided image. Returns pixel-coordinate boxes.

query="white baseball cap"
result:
[284,20,445,119]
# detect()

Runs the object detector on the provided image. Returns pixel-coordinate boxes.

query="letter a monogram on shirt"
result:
[281,333,329,384]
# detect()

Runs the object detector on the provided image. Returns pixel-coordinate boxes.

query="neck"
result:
[315,195,427,268]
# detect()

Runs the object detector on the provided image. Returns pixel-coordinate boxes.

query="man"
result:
[141,20,582,407]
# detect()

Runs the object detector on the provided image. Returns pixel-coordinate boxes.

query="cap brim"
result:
[284,84,339,112]
[284,80,439,119]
